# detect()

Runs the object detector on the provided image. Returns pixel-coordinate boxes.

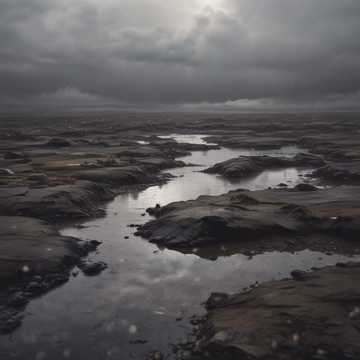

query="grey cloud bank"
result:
[0,0,360,110]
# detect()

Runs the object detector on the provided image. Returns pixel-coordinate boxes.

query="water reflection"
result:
[121,145,311,208]
[158,134,215,145]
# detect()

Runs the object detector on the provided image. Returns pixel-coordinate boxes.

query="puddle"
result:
[158,134,216,145]
[0,136,356,360]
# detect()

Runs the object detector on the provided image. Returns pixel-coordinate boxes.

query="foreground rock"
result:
[0,216,100,333]
[137,186,360,250]
[0,180,113,221]
[203,153,324,180]
[0,216,89,286]
[192,263,360,359]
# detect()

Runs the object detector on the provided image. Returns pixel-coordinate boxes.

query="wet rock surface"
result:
[137,186,360,251]
[0,216,84,286]
[190,263,360,360]
[203,153,324,180]
[312,163,360,184]
[0,216,101,334]
[79,261,108,276]
[0,180,114,221]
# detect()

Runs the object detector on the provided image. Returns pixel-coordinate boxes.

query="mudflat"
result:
[1,112,360,358]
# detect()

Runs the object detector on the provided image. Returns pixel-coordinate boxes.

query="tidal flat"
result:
[1,112,360,359]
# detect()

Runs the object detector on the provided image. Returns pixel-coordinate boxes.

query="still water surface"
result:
[1,136,357,360]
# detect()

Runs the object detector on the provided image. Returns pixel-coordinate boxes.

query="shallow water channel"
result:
[1,135,358,360]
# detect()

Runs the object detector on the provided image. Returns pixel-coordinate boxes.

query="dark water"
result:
[0,136,358,360]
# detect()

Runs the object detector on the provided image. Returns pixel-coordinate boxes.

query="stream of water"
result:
[1,135,358,360]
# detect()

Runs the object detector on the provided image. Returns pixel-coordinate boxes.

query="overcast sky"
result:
[1,0,360,110]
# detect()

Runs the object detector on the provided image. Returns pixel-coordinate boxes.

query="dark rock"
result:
[45,137,72,147]
[146,204,162,217]
[0,315,22,334]
[130,339,148,344]
[293,152,325,167]
[146,351,164,360]
[137,191,309,247]
[0,216,83,287]
[313,164,360,184]
[3,151,27,160]
[7,293,29,308]
[204,153,324,180]
[80,261,107,276]
[193,264,360,360]
[0,181,114,221]
[27,173,49,185]
[72,166,156,186]
[294,183,318,191]
[290,269,309,281]
[137,187,360,250]
[205,293,230,310]
[26,281,43,293]
[80,240,102,253]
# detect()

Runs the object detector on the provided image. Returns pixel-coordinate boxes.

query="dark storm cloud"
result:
[0,0,360,108]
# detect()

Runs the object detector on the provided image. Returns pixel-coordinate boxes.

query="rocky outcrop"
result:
[0,181,114,221]
[136,187,360,249]
[192,263,360,359]
[45,137,72,147]
[203,153,324,179]
[0,216,101,333]
[312,163,360,184]
[71,166,157,186]
[0,216,88,287]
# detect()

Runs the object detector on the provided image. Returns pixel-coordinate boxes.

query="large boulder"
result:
[45,137,72,147]
[204,153,324,179]
[313,163,360,184]
[72,166,156,186]
[0,181,113,221]
[0,216,83,286]
[136,186,360,249]
[193,263,360,359]
[0,216,102,334]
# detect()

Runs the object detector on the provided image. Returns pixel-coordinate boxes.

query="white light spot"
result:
[63,349,71,358]
[271,339,278,350]
[22,265,30,273]
[349,306,360,318]
[292,333,300,344]
[129,324,137,335]
[153,311,165,316]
